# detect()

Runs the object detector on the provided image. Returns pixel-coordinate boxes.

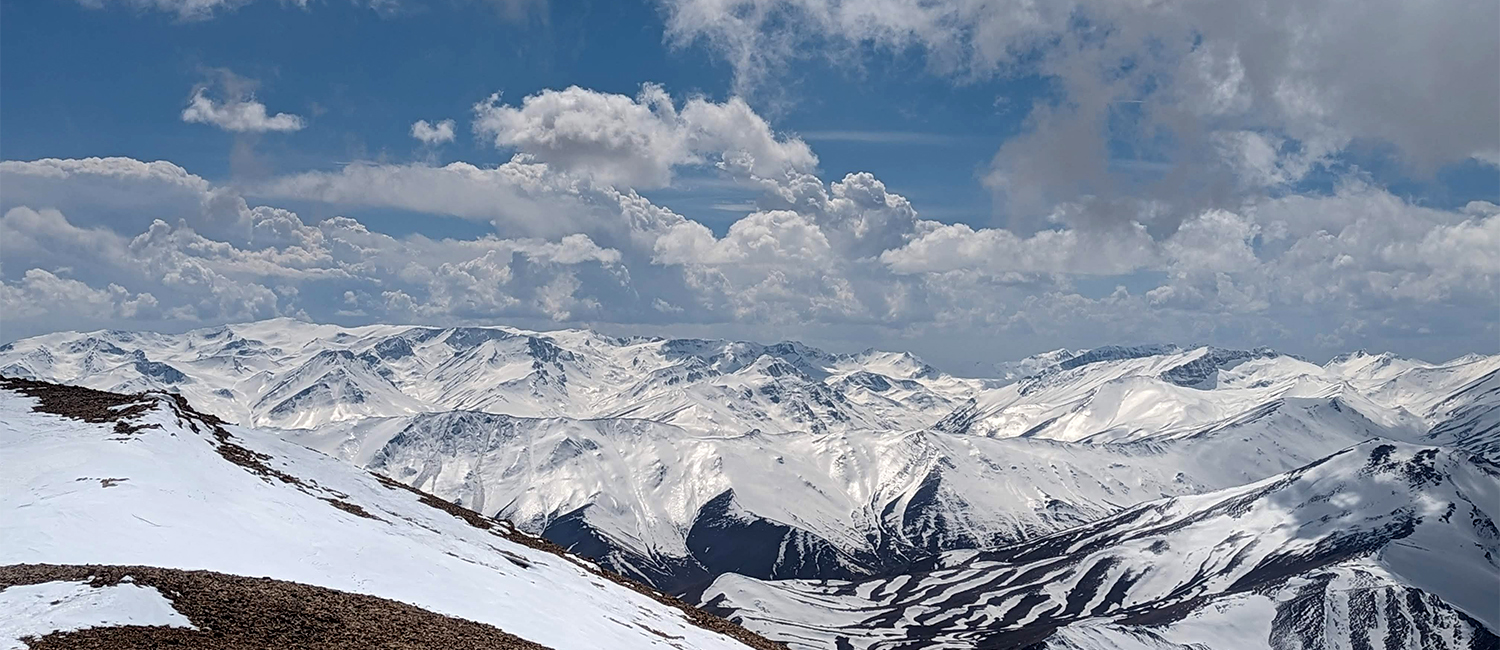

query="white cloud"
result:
[73,0,452,20]
[881,222,1158,276]
[3,144,1495,366]
[471,84,817,188]
[659,0,1499,230]
[249,160,687,239]
[182,88,305,133]
[0,157,252,240]
[411,119,456,145]
[0,269,159,321]
[75,0,263,20]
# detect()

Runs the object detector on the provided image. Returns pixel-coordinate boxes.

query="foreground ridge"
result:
[1,563,551,650]
[0,376,783,650]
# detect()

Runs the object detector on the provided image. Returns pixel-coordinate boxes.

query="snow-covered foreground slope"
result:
[703,441,1500,649]
[0,379,776,650]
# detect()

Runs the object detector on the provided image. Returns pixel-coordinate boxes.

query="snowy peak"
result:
[938,344,1484,444]
[1056,343,1182,371]
[0,319,979,433]
[251,348,423,428]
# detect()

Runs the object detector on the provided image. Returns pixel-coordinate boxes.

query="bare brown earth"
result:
[1,563,554,650]
[0,376,155,434]
[0,376,788,650]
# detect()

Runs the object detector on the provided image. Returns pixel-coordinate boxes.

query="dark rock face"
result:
[542,507,710,595]
[1057,345,1179,372]
[931,397,980,434]
[371,336,416,361]
[443,327,517,350]
[1158,347,1276,389]
[686,490,870,583]
[1265,571,1499,650]
[131,350,188,384]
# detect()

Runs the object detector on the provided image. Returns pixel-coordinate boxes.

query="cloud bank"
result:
[2,141,1494,368]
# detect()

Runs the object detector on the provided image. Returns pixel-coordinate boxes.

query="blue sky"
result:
[2,0,1035,233]
[1,0,1496,372]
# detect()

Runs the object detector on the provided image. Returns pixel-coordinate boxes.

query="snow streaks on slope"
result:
[704,441,1500,649]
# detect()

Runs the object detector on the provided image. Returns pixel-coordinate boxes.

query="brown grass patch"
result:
[1,563,552,650]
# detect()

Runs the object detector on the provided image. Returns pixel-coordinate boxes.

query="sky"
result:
[0,0,1496,374]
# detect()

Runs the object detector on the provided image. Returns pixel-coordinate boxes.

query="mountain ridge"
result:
[2,320,1496,602]
[701,439,1500,649]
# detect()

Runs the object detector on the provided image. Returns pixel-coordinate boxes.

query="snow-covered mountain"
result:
[702,440,1500,649]
[0,377,777,650]
[276,392,1434,594]
[2,321,1500,645]
[2,321,1496,599]
[0,319,986,434]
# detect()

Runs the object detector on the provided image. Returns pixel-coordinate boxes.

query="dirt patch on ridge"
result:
[0,377,155,434]
[0,375,307,488]
[1,563,552,650]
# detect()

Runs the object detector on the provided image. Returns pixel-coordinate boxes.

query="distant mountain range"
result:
[2,319,1496,649]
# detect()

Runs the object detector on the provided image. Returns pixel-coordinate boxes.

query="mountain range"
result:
[2,319,1496,648]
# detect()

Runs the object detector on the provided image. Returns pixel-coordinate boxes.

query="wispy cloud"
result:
[797,130,967,145]
[710,201,757,212]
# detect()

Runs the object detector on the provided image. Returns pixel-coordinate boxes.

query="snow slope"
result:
[0,579,194,649]
[702,441,1500,649]
[0,379,771,650]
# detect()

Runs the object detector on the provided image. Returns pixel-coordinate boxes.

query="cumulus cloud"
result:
[181,73,305,133]
[0,269,160,321]
[411,119,457,145]
[881,223,1158,276]
[0,157,252,240]
[3,145,1496,366]
[471,84,817,188]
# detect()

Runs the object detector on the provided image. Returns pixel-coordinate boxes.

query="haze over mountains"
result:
[2,318,1496,649]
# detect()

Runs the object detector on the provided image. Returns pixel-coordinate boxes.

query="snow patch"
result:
[0,579,193,649]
